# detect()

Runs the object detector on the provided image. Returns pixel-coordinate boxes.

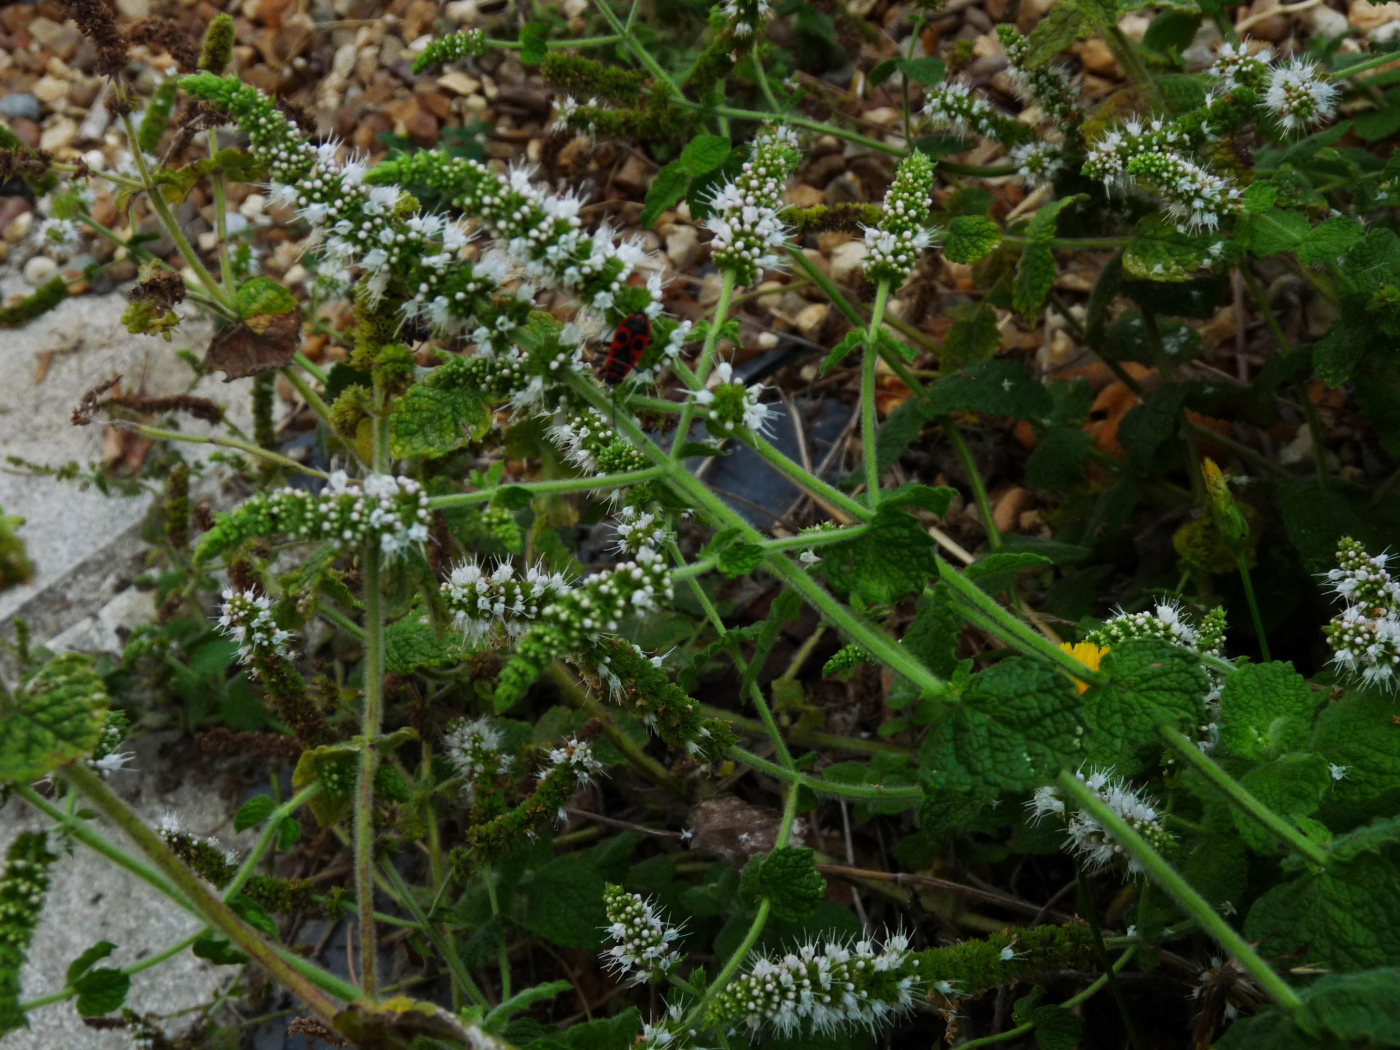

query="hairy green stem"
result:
[125,423,328,479]
[19,933,201,1011]
[672,525,870,581]
[483,863,511,1000]
[1056,769,1303,1012]
[1160,726,1326,866]
[942,417,1000,550]
[356,545,385,1000]
[428,468,664,509]
[749,434,871,521]
[863,281,891,506]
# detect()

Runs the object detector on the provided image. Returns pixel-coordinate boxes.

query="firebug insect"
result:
[601,313,653,386]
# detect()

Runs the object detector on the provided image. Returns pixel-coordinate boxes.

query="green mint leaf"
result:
[919,656,1083,795]
[717,541,765,578]
[519,22,548,65]
[561,1008,645,1050]
[821,505,939,604]
[385,613,465,675]
[1279,479,1382,577]
[234,795,276,833]
[898,56,946,85]
[1248,208,1310,258]
[1213,1009,1322,1050]
[227,893,278,937]
[941,301,1002,367]
[875,396,926,474]
[1013,195,1083,319]
[922,359,1055,422]
[1012,985,1047,1025]
[1084,638,1208,773]
[883,483,956,515]
[1026,427,1092,489]
[389,384,486,459]
[212,147,267,183]
[1296,968,1400,1045]
[680,134,731,177]
[1331,815,1400,863]
[66,941,117,986]
[192,933,249,966]
[1024,0,1088,67]
[234,275,297,322]
[904,584,962,678]
[1118,386,1188,469]
[73,968,130,1017]
[820,330,866,376]
[758,847,826,922]
[965,552,1052,597]
[702,526,744,558]
[490,485,537,511]
[1242,180,1278,214]
[1244,853,1400,972]
[1216,661,1319,761]
[1123,218,1232,281]
[1310,685,1400,805]
[1233,752,1331,855]
[292,744,358,826]
[1180,834,1247,912]
[527,855,608,949]
[1297,215,1365,267]
[0,652,109,783]
[868,58,899,87]
[1033,1005,1084,1050]
[944,215,1002,264]
[641,162,690,228]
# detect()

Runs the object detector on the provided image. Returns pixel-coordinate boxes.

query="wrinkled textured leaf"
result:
[1033,1005,1083,1050]
[386,613,465,675]
[1216,661,1318,761]
[904,585,962,678]
[919,657,1083,796]
[389,384,487,459]
[1084,638,1208,771]
[1014,197,1082,318]
[1244,853,1400,971]
[0,652,108,783]
[822,505,939,604]
[945,215,1003,264]
[1311,686,1400,805]
[66,942,116,986]
[1298,216,1364,266]
[922,359,1055,422]
[1234,752,1331,855]
[527,854,608,949]
[1296,968,1400,1045]
[759,847,827,922]
[1026,428,1092,489]
[73,968,130,1017]
[641,162,689,228]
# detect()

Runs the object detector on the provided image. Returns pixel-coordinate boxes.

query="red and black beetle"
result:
[601,312,653,386]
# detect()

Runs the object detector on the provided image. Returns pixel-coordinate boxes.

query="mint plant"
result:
[3,0,1400,1047]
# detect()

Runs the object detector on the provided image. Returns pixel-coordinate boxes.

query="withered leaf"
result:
[206,309,300,380]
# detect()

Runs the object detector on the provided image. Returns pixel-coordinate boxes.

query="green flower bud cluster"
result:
[411,29,487,74]
[180,73,316,186]
[218,588,293,669]
[547,406,653,474]
[196,472,429,562]
[706,932,924,1038]
[540,53,647,106]
[157,814,320,914]
[706,127,802,288]
[915,922,1099,999]
[441,560,573,646]
[822,643,872,680]
[1324,539,1400,689]
[602,884,684,984]
[459,735,603,860]
[997,26,1081,123]
[587,637,736,759]
[0,832,58,1036]
[922,80,1034,147]
[691,361,776,439]
[1084,598,1219,655]
[863,150,935,289]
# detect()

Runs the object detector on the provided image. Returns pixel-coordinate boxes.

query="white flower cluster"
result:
[1324,539,1400,688]
[922,80,1008,139]
[692,360,778,439]
[634,1006,693,1050]
[1085,599,1227,657]
[1209,41,1274,94]
[998,25,1081,122]
[318,472,431,555]
[543,736,603,785]
[1084,118,1238,233]
[602,884,684,983]
[1265,56,1340,132]
[863,150,935,289]
[706,127,801,287]
[547,405,653,474]
[1029,767,1171,874]
[85,710,134,776]
[720,0,773,37]
[543,510,673,645]
[441,561,572,646]
[217,588,293,671]
[442,717,512,794]
[1010,141,1066,187]
[707,933,923,1037]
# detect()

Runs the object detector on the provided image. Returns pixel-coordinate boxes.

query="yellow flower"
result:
[1060,641,1109,694]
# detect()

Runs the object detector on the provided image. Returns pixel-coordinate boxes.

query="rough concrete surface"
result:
[0,734,259,1048]
[0,287,287,1047]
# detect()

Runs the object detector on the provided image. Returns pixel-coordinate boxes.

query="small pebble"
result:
[23,255,58,287]
[4,211,34,245]
[0,93,41,122]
